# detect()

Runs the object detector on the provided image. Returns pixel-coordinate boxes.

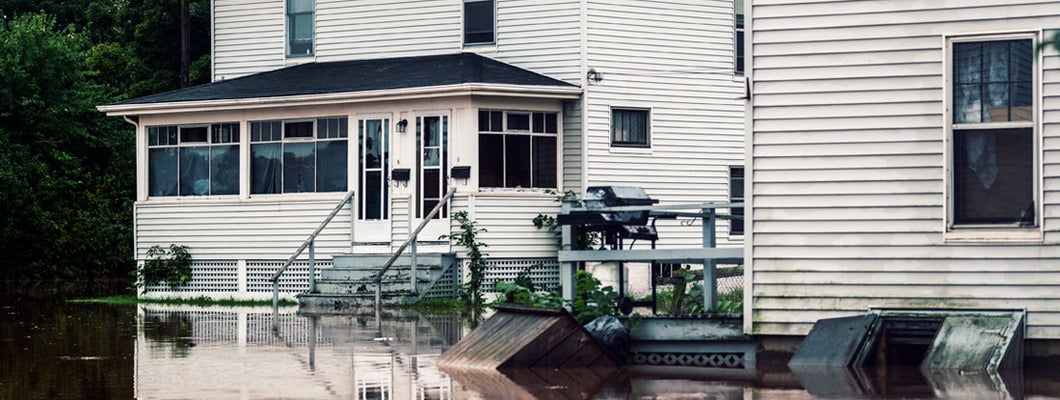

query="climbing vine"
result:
[532,189,600,249]
[441,211,489,314]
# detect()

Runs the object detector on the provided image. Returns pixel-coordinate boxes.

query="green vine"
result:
[138,244,192,292]
[532,189,600,249]
[440,210,488,315]
[494,270,627,325]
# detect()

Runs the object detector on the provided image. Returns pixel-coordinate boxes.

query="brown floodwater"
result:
[2,283,1060,399]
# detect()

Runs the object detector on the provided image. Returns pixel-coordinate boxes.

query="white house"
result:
[99,0,746,300]
[746,0,1060,351]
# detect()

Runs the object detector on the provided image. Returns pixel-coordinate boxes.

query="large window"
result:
[148,124,240,197]
[735,0,744,75]
[464,0,495,45]
[478,110,558,189]
[949,36,1036,228]
[729,166,744,236]
[611,108,650,147]
[287,0,314,56]
[359,118,389,220]
[250,117,347,194]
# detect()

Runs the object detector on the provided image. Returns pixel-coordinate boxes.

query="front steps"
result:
[298,253,458,313]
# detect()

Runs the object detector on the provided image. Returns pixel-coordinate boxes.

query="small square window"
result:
[611,108,650,147]
[464,0,495,45]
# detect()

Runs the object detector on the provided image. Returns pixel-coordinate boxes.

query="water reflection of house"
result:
[746,0,1060,361]
[97,0,746,302]
[134,306,457,399]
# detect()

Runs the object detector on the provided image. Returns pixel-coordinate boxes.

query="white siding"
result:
[584,0,746,247]
[315,0,462,62]
[469,194,561,258]
[750,0,1060,339]
[213,0,284,80]
[475,0,584,84]
[134,199,351,261]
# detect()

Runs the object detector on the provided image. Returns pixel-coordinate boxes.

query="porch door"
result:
[353,117,390,243]
[414,114,449,240]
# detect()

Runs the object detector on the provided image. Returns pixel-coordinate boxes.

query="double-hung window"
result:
[478,110,558,189]
[147,124,240,197]
[948,35,1038,234]
[463,0,495,45]
[729,166,745,236]
[611,108,650,147]
[250,117,348,194]
[287,0,314,56]
[734,0,744,75]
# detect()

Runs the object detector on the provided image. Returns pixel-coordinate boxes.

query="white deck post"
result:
[703,208,718,312]
[560,201,576,300]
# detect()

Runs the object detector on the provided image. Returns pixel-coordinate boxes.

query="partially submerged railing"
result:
[556,201,744,312]
[272,190,356,312]
[373,186,457,311]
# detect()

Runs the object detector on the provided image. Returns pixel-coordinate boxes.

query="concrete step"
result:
[321,265,440,281]
[315,276,432,295]
[332,253,452,268]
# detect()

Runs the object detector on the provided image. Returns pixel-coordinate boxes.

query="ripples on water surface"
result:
[2,284,1060,399]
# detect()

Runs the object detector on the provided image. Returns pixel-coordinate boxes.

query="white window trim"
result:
[609,107,652,149]
[475,109,561,191]
[355,114,392,221]
[248,116,350,196]
[285,0,315,59]
[145,123,242,200]
[942,31,1043,243]
[462,0,497,48]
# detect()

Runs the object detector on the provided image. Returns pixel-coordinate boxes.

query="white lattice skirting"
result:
[141,260,329,301]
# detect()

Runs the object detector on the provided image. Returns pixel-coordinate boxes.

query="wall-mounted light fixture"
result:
[587,68,603,85]
[396,119,408,133]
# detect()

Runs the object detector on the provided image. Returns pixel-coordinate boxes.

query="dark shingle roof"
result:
[110,53,576,106]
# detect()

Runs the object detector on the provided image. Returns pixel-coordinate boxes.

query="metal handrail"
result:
[373,186,457,309]
[272,190,356,310]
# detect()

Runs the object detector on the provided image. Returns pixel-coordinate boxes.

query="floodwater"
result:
[3,284,1060,399]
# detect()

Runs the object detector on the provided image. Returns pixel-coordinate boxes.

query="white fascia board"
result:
[97,83,583,116]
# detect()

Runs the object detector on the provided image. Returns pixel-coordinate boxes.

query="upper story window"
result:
[148,123,240,197]
[611,108,650,148]
[729,166,744,236]
[287,0,314,57]
[734,0,744,75]
[948,35,1037,232]
[250,117,347,194]
[478,110,558,188]
[464,0,495,45]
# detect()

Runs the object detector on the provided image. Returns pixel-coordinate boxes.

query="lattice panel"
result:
[143,261,238,293]
[482,258,559,294]
[422,261,459,299]
[142,310,239,343]
[631,352,746,368]
[246,260,329,293]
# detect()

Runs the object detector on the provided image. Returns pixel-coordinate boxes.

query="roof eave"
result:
[97,83,583,116]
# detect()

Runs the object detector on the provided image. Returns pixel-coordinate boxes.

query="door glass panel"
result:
[359,118,388,220]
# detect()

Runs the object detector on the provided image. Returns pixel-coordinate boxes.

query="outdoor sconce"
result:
[392,168,410,182]
[396,119,408,133]
[451,165,471,180]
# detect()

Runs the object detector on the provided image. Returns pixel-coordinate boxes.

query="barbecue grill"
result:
[557,186,660,244]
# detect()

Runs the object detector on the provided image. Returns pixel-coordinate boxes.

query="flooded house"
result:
[97,1,746,301]
[746,1,1060,363]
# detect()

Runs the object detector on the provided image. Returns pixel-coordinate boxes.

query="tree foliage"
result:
[0,1,210,283]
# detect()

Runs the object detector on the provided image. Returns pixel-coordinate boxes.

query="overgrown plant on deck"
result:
[495,270,624,325]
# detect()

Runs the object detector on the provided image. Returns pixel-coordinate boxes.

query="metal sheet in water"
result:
[788,314,878,367]
[921,311,1024,371]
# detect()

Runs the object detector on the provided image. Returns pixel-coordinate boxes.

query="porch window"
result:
[359,118,389,220]
[287,0,314,56]
[464,0,494,45]
[478,110,557,189]
[949,37,1037,228]
[250,117,347,194]
[147,123,240,197]
[729,166,744,236]
[611,108,650,147]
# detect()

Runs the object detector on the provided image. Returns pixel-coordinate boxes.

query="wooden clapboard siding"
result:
[213,0,285,80]
[134,199,351,261]
[315,0,461,63]
[475,0,583,84]
[458,194,561,259]
[750,0,1060,339]
[583,0,746,246]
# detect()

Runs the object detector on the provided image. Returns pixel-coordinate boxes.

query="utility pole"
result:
[180,0,190,88]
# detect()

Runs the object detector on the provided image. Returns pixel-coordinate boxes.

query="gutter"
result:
[97,82,582,116]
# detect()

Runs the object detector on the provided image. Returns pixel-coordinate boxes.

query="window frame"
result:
[610,107,651,148]
[146,123,241,198]
[477,109,560,190]
[286,0,315,57]
[463,0,496,46]
[943,32,1042,242]
[249,116,349,196]
[358,116,390,221]
[729,165,745,237]
[734,0,745,76]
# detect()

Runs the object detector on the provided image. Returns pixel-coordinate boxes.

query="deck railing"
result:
[272,190,356,313]
[374,186,457,311]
